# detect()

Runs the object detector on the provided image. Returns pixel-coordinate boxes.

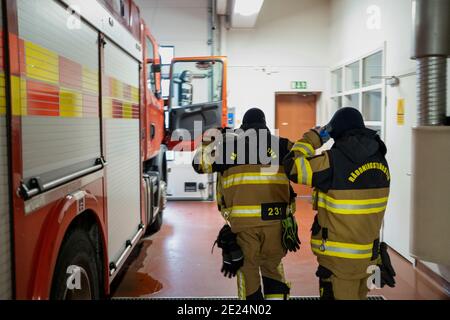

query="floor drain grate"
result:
[113,296,386,301]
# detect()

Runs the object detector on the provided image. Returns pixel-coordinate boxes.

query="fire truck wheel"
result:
[148,210,163,234]
[147,181,166,234]
[51,228,101,300]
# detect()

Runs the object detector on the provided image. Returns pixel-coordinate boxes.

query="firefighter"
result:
[193,108,301,300]
[283,107,396,300]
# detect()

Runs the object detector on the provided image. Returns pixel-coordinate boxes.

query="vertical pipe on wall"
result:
[411,0,450,125]
[219,15,227,56]
[209,0,217,56]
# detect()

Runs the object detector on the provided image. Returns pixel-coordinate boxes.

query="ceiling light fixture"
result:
[234,0,264,16]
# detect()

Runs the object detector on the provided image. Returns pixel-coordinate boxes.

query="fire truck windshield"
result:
[170,60,224,108]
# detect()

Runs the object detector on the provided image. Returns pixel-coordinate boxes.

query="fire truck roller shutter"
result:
[0,4,13,300]
[17,0,101,186]
[103,39,141,266]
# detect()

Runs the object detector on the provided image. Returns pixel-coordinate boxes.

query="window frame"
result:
[330,46,386,139]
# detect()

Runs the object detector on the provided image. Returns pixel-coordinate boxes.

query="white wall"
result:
[329,0,450,282]
[226,0,331,130]
[136,0,211,57]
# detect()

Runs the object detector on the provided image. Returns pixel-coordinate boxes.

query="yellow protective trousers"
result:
[320,274,370,300]
[236,223,290,300]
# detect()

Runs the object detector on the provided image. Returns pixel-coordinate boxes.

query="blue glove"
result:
[313,126,331,144]
[319,127,331,144]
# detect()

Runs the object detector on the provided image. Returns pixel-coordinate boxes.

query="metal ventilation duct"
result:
[410,0,450,267]
[411,0,450,126]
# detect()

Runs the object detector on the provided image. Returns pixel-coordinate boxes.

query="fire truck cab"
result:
[0,0,227,300]
[168,57,228,143]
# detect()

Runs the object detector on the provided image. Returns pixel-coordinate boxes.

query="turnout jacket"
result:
[283,128,390,280]
[193,128,295,233]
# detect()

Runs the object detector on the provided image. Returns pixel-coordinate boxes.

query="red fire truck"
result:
[0,0,227,299]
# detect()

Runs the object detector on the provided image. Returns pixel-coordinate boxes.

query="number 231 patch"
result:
[261,203,288,221]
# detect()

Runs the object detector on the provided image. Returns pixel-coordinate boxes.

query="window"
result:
[362,89,382,121]
[105,1,129,24]
[161,79,171,99]
[160,46,175,99]
[331,96,342,110]
[344,93,360,109]
[107,0,121,13]
[130,3,141,39]
[330,49,385,137]
[146,38,156,94]
[160,46,175,65]
[345,61,360,90]
[331,69,343,94]
[170,60,223,107]
[363,51,383,87]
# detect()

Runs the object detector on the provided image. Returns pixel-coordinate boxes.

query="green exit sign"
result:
[291,81,308,90]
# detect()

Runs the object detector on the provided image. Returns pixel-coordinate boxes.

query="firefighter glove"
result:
[313,126,331,144]
[319,126,331,144]
[377,242,396,288]
[281,215,301,252]
[215,225,244,278]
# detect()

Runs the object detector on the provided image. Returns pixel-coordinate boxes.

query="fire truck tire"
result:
[148,209,163,234]
[161,151,167,183]
[51,228,101,300]
[148,181,166,234]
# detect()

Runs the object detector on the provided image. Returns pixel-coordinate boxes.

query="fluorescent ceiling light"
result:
[234,0,264,16]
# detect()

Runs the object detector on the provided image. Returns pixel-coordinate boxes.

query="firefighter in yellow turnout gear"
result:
[283,108,396,300]
[193,108,300,300]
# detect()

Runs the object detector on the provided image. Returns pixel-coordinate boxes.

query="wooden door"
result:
[276,94,317,197]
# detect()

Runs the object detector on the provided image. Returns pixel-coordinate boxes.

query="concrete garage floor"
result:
[112,200,449,300]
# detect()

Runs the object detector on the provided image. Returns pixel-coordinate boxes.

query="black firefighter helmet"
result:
[325,107,366,140]
[241,108,267,131]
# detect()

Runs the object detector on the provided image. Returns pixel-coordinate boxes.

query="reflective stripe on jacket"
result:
[193,130,294,232]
